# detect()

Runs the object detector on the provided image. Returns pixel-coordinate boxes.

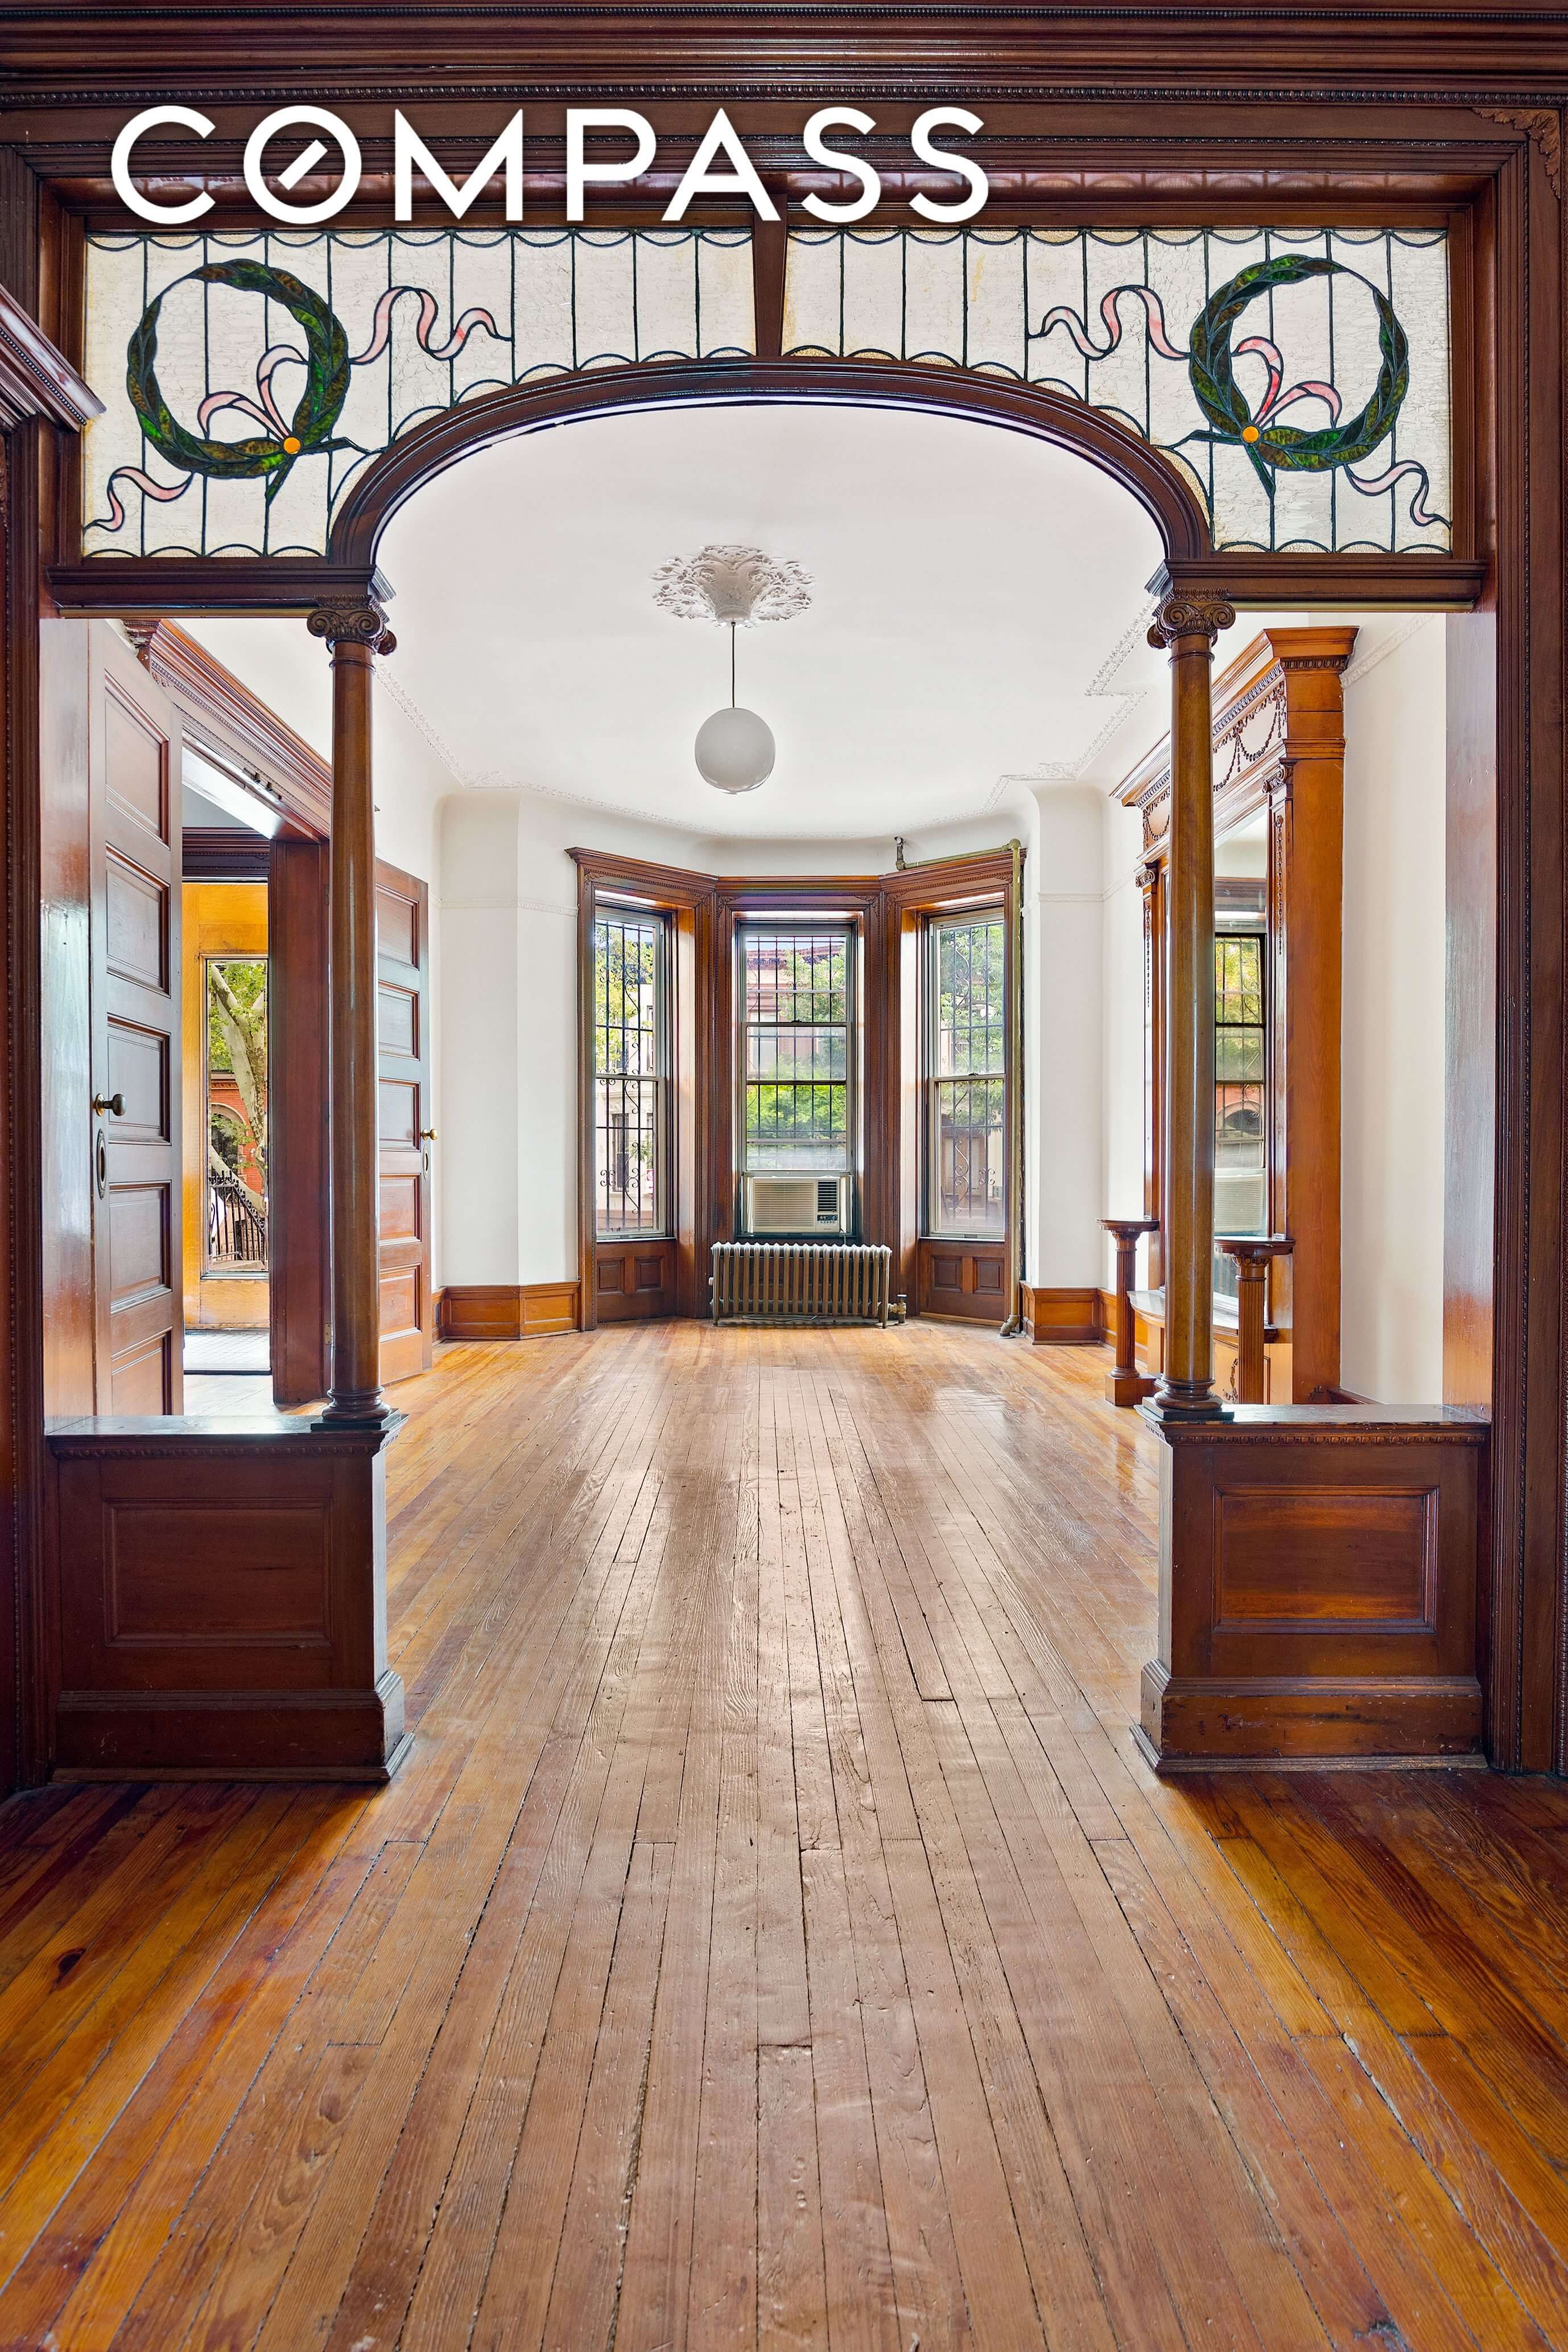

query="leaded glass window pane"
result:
[928,915,1007,1237]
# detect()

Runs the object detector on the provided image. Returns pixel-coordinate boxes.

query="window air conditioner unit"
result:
[744,1173,849,1236]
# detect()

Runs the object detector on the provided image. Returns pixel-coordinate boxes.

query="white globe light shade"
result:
[695,704,775,794]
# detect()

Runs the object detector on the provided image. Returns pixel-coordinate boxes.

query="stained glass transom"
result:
[81,228,754,558]
[77,222,1451,561]
[783,226,1451,554]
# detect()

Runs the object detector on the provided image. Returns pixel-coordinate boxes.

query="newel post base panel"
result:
[1137,1404,1486,1768]
[46,1416,408,1780]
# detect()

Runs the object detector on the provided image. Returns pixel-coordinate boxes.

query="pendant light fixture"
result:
[654,543,811,795]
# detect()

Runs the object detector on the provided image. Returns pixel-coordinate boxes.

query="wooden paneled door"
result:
[90,631,183,1413]
[376,860,433,1384]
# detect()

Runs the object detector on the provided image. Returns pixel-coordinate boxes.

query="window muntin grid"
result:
[1214,929,1268,1299]
[593,911,667,1237]
[740,926,852,1175]
[927,914,1007,1238]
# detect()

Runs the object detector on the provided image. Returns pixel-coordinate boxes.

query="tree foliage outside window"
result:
[929,915,1006,1237]
[205,956,268,1269]
[742,928,851,1171]
[593,912,666,1235]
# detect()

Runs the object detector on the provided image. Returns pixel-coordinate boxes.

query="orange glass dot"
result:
[1240,425,1261,444]
[282,436,302,454]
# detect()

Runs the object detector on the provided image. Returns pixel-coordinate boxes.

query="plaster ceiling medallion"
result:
[654,542,812,795]
[652,542,812,627]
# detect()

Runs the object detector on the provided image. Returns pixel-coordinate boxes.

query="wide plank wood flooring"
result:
[3,1319,1568,2351]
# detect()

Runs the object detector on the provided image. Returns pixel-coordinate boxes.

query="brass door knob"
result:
[418,1127,438,1141]
[92,1092,125,1117]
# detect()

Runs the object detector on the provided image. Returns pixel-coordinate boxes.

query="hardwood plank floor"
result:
[2,1319,1567,2352]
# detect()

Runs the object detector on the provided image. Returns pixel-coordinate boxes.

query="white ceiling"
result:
[186,402,1390,841]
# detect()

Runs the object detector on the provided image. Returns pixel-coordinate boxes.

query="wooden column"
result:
[1144,588,1234,1424]
[1137,857,1167,1290]
[309,595,395,1426]
[1102,1216,1158,1405]
[1216,1234,1293,1404]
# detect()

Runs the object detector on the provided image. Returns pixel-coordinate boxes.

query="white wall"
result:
[440,791,713,1288]
[1341,617,1447,1401]
[1101,794,1148,1290]
[1030,786,1108,1289]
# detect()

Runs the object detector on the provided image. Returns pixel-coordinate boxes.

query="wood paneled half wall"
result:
[437,1282,581,1341]
[1141,1404,1486,1767]
[45,1414,407,1780]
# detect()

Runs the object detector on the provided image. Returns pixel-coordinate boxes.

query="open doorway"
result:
[181,877,270,1407]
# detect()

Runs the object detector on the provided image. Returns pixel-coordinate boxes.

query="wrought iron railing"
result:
[208,1163,267,1268]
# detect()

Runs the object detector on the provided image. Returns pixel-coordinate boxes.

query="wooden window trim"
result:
[570,842,1024,1326]
[1118,625,1356,1401]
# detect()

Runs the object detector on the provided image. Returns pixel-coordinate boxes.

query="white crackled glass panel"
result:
[81,228,754,557]
[783,226,1451,555]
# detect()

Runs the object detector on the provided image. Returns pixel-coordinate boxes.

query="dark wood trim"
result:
[329,359,1211,573]
[130,618,332,840]
[1166,554,1486,613]
[46,557,387,624]
[267,836,331,1408]
[181,828,271,882]
[436,1281,581,1341]
[1120,625,1355,1404]
[0,279,98,431]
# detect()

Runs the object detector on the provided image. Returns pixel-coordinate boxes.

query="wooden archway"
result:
[326,356,1213,572]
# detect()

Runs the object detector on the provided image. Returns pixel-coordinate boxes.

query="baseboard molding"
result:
[437,1282,581,1341]
[1139,1665,1483,1768]
[1020,1283,1106,1347]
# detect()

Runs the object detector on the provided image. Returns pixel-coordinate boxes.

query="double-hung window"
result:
[738,923,855,1232]
[592,908,668,1237]
[1214,927,1268,1295]
[927,913,1007,1237]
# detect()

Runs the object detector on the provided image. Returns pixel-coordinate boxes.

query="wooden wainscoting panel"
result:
[522,1282,582,1336]
[920,1239,1009,1326]
[1141,1405,1485,1766]
[47,1418,406,1777]
[596,1237,675,1322]
[1020,1282,1105,1346]
[436,1282,583,1341]
[1214,1485,1437,1632]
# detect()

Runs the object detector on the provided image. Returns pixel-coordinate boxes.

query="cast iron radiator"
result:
[710,1241,893,1326]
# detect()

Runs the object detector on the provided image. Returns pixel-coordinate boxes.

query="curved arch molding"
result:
[78,223,1453,568]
